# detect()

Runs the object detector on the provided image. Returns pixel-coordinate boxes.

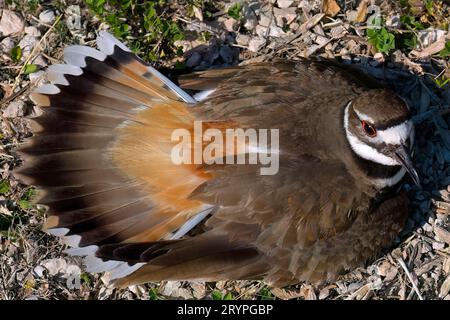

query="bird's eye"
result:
[361,121,377,137]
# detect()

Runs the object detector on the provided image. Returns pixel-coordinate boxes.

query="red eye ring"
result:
[361,121,377,137]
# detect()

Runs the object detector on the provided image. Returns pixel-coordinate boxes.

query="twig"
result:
[0,66,22,70]
[396,257,424,300]
[0,84,31,108]
[40,52,60,64]
[231,43,249,50]
[174,15,221,35]
[8,15,62,100]
[271,13,326,55]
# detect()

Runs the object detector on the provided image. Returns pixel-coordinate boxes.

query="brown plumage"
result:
[15,32,417,287]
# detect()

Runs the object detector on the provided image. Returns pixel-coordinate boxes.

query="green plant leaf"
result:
[86,0,184,62]
[439,41,450,58]
[432,75,450,88]
[80,273,91,286]
[425,0,434,15]
[223,292,234,300]
[212,290,223,300]
[21,188,36,201]
[367,27,396,54]
[0,215,13,231]
[228,3,242,20]
[10,45,22,63]
[18,199,32,210]
[86,0,106,14]
[148,288,160,300]
[258,287,275,300]
[0,180,10,194]
[401,33,418,51]
[24,64,39,75]
[400,15,425,30]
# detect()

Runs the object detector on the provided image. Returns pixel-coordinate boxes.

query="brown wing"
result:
[16,32,224,279]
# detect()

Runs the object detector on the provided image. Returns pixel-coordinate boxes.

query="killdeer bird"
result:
[15,32,418,287]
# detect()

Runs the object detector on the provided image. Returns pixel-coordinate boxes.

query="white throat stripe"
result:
[373,167,406,187]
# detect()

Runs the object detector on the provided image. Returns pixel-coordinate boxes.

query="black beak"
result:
[393,145,420,186]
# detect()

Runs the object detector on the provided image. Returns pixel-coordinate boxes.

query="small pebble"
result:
[259,11,272,27]
[422,222,433,233]
[185,52,202,68]
[18,35,38,59]
[268,25,286,37]
[433,242,445,251]
[243,2,260,30]
[0,37,14,53]
[277,0,293,8]
[219,45,233,64]
[256,25,268,37]
[236,34,251,46]
[3,101,26,118]
[223,18,237,32]
[25,26,41,37]
[0,10,24,36]
[39,9,56,24]
[386,15,401,29]
[66,5,82,31]
[248,37,266,52]
[33,265,46,278]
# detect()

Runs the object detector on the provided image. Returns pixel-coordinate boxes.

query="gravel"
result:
[39,9,56,25]
[0,10,25,36]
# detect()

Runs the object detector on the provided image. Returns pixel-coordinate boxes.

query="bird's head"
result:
[344,89,419,188]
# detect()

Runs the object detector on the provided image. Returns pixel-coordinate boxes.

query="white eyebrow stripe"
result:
[372,121,412,145]
[354,109,375,123]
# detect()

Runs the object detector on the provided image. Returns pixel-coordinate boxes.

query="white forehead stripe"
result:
[344,102,399,166]
[372,121,412,145]
[354,109,375,123]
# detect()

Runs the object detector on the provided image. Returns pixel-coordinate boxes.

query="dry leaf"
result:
[0,83,13,100]
[322,0,341,17]
[302,285,317,300]
[299,13,325,34]
[355,0,369,23]
[410,35,446,58]
[0,205,12,216]
[408,0,425,15]
[193,6,203,22]
[443,258,450,275]
[439,274,450,298]
[271,287,303,300]
[318,287,330,299]
[434,226,450,245]
[346,284,370,300]
[191,281,206,299]
[377,260,393,277]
